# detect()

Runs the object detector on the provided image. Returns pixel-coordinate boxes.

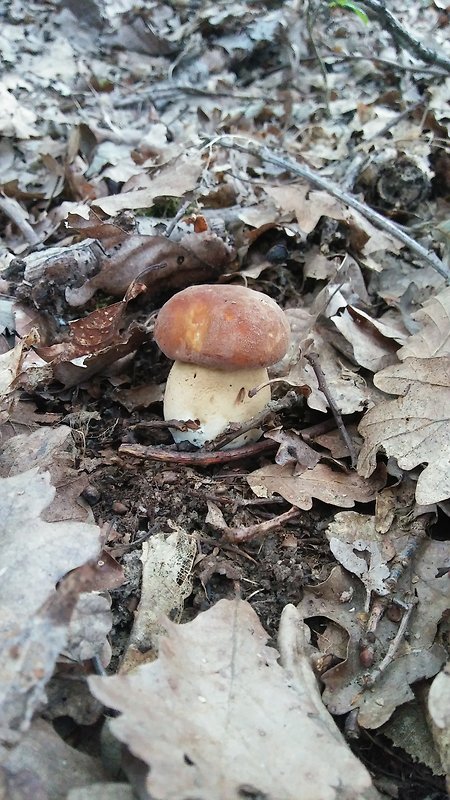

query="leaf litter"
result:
[0,0,449,797]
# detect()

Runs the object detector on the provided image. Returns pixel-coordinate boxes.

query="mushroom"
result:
[153,284,291,448]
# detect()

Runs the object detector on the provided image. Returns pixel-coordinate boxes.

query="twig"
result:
[304,352,357,468]
[385,513,430,590]
[165,197,193,238]
[367,100,425,141]
[321,53,447,77]
[0,196,40,247]
[362,601,415,688]
[129,418,200,433]
[118,439,276,465]
[300,417,343,442]
[223,506,301,543]
[209,136,450,282]
[207,391,303,450]
[358,0,450,73]
[307,0,330,114]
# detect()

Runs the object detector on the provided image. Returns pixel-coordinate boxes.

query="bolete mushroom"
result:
[153,284,291,448]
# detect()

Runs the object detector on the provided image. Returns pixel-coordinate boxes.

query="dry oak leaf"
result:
[92,151,202,215]
[247,462,386,510]
[0,469,101,741]
[357,356,450,504]
[90,599,380,800]
[398,285,450,360]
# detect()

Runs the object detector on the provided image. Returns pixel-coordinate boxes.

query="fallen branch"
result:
[223,506,301,543]
[362,601,415,688]
[0,196,40,247]
[208,136,450,282]
[304,352,357,468]
[359,0,450,73]
[207,391,303,450]
[119,439,276,465]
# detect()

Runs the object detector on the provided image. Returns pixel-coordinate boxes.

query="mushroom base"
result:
[163,361,271,449]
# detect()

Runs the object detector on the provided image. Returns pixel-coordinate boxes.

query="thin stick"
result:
[223,506,301,543]
[307,0,330,115]
[207,391,302,450]
[210,136,450,281]
[362,602,415,688]
[358,0,450,73]
[165,197,193,238]
[322,53,447,77]
[0,196,40,247]
[304,352,357,468]
[118,439,276,465]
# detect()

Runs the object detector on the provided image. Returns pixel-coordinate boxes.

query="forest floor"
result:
[0,1,449,798]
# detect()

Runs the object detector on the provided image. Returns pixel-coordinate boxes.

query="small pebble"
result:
[81,484,101,506]
[112,501,128,515]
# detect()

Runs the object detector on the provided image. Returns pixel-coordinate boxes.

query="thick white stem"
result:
[163,361,271,448]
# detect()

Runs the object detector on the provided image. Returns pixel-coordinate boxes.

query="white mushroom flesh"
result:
[163,361,271,448]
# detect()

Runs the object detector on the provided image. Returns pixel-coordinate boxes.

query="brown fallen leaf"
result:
[265,427,322,468]
[65,230,232,307]
[297,553,448,729]
[247,461,386,510]
[37,301,149,388]
[0,718,107,798]
[0,426,93,523]
[283,309,376,414]
[92,150,203,215]
[326,511,398,607]
[398,285,450,360]
[358,356,450,504]
[331,305,406,372]
[90,599,381,800]
[0,469,100,741]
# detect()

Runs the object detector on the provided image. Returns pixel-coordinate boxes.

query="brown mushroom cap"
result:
[154,284,290,370]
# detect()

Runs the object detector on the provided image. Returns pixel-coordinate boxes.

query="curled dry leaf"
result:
[398,285,450,360]
[265,428,321,468]
[121,527,196,672]
[0,718,107,797]
[325,509,411,608]
[0,337,28,424]
[283,310,375,414]
[297,552,448,729]
[358,356,450,504]
[247,461,386,510]
[0,469,101,741]
[90,599,381,800]
[0,426,93,523]
[65,231,232,307]
[92,150,203,215]
[331,306,406,372]
[37,300,148,388]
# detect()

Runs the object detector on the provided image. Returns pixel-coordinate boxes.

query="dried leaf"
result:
[0,719,107,796]
[90,599,380,800]
[398,286,450,359]
[65,231,232,306]
[92,152,202,215]
[297,553,447,729]
[358,357,450,504]
[248,462,386,510]
[331,306,406,372]
[121,527,196,672]
[0,469,100,740]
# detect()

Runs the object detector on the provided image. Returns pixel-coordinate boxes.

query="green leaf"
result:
[328,0,370,24]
